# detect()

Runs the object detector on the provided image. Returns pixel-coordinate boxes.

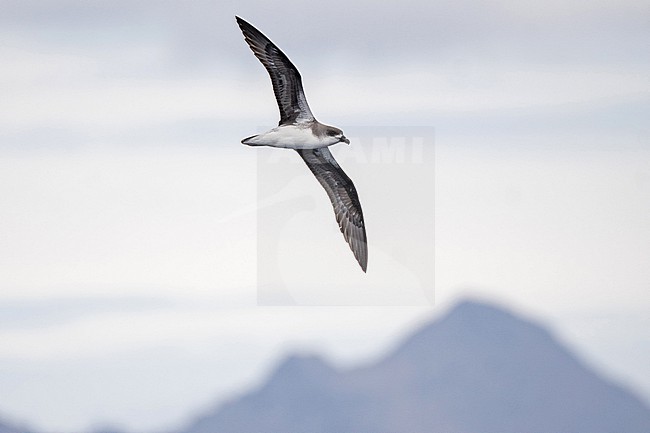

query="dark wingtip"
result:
[356,242,368,272]
[235,16,246,31]
[235,16,252,31]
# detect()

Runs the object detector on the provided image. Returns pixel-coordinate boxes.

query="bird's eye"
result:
[328,130,337,136]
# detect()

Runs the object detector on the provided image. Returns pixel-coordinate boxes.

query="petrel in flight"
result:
[236,16,368,272]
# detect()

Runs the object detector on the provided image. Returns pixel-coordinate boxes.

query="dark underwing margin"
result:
[296,148,368,272]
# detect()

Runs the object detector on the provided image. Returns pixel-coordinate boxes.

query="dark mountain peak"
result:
[263,353,336,393]
[447,298,518,321]
[273,353,334,378]
[383,298,559,367]
[429,298,538,336]
[179,299,650,433]
[184,354,340,433]
[442,299,548,337]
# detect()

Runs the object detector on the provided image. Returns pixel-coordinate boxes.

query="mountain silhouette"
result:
[0,419,35,433]
[183,300,650,433]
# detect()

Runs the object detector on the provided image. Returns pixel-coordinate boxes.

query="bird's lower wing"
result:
[296,148,367,272]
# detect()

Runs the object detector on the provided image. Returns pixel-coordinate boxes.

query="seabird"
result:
[236,16,367,272]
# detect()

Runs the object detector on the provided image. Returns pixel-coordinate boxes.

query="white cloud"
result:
[312,64,649,117]
[0,150,256,300]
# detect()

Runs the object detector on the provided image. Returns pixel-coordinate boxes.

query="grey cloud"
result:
[0,295,175,329]
[3,0,648,76]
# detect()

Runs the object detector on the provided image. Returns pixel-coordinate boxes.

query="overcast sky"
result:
[0,0,649,432]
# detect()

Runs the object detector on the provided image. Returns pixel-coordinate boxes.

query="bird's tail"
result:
[241,134,263,146]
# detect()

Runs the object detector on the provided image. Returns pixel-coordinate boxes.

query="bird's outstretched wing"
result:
[236,16,314,125]
[296,148,367,272]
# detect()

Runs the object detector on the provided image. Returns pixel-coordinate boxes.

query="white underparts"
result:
[242,125,337,150]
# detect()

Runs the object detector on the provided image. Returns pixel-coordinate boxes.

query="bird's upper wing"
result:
[296,147,367,272]
[236,16,314,125]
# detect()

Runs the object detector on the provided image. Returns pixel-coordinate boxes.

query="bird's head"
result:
[325,126,350,145]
